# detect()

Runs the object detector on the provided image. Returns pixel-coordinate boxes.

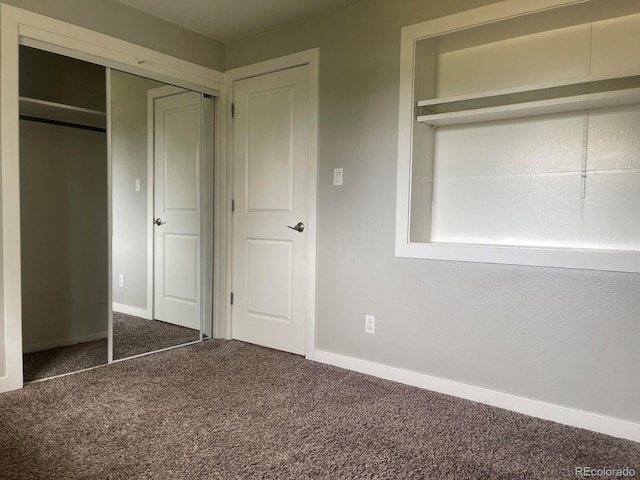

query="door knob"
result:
[286,221,305,233]
[153,218,166,226]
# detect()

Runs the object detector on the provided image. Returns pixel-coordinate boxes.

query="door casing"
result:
[224,49,319,359]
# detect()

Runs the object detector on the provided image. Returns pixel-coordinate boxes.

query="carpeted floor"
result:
[3,340,639,479]
[22,313,200,382]
[113,312,200,360]
[22,338,108,382]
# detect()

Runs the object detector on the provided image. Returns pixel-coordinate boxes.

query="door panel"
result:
[154,91,202,330]
[164,106,200,210]
[246,238,293,321]
[232,66,309,355]
[247,88,294,212]
[163,234,198,302]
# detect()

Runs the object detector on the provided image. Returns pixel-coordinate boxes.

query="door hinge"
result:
[231,199,235,213]
[231,103,235,118]
[230,292,234,305]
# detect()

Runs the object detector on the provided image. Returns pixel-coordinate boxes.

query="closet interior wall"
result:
[19,46,109,353]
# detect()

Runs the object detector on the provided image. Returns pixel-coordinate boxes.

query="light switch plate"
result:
[135,179,141,192]
[334,168,343,186]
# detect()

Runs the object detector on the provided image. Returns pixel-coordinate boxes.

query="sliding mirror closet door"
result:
[110,70,212,360]
[19,46,109,381]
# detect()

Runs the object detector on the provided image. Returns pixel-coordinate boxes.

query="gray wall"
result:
[2,0,225,71]
[111,71,163,311]
[226,0,640,423]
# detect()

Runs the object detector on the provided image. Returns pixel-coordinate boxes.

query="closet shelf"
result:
[417,74,640,126]
[19,97,106,130]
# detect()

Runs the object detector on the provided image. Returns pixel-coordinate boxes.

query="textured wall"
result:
[226,0,640,422]
[3,0,224,70]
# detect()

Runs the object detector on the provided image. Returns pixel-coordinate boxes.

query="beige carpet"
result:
[3,340,639,479]
[23,313,199,381]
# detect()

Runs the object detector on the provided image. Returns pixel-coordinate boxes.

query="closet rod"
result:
[19,115,107,133]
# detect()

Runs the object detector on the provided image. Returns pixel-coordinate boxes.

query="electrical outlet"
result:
[365,314,375,334]
[119,274,124,287]
[135,179,141,192]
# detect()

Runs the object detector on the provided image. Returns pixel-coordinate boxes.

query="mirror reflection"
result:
[110,70,208,360]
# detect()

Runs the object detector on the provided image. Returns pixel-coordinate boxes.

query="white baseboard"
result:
[311,349,640,444]
[23,331,108,354]
[112,303,150,319]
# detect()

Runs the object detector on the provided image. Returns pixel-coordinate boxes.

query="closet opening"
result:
[20,46,109,381]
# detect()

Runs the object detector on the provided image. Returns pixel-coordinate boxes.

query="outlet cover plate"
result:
[365,314,375,334]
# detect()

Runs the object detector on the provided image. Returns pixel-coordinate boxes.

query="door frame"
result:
[0,4,224,392]
[224,49,319,358]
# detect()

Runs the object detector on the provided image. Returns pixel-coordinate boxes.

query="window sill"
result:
[395,241,640,273]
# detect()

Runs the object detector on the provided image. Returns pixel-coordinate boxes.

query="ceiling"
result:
[115,0,361,42]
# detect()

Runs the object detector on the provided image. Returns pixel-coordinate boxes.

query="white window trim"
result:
[395,0,640,274]
[0,4,225,392]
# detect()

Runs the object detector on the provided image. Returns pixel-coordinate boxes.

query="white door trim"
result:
[13,8,223,94]
[224,49,319,358]
[0,4,223,393]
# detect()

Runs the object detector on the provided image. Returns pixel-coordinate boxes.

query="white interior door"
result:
[153,91,202,330]
[232,65,310,355]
